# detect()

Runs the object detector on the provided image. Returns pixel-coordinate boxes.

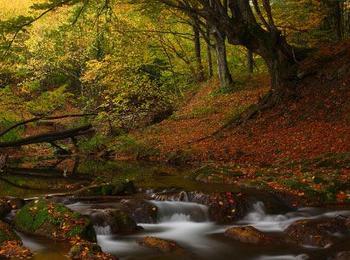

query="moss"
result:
[67,225,83,237]
[14,199,96,241]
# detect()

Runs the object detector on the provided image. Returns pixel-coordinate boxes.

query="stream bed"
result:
[2,159,350,259]
[18,198,350,260]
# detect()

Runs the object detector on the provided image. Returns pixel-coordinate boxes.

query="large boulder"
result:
[0,221,32,259]
[14,199,96,241]
[69,240,117,260]
[90,209,142,235]
[285,218,348,248]
[224,226,275,245]
[138,236,185,253]
[120,199,158,223]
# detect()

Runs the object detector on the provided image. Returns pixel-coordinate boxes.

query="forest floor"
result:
[115,41,350,206]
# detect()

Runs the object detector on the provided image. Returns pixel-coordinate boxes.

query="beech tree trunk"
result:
[213,29,234,90]
[206,24,213,78]
[193,16,205,81]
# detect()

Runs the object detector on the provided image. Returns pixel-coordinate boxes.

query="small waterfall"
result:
[150,190,190,201]
[94,225,112,235]
[150,200,209,222]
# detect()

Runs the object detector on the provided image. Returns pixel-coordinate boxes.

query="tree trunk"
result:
[321,0,344,41]
[213,29,234,90]
[161,0,306,101]
[334,1,344,41]
[247,49,254,74]
[206,24,213,78]
[193,17,205,81]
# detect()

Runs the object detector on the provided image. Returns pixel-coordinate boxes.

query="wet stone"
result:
[284,218,349,248]
[224,226,276,245]
[138,236,185,253]
[90,209,142,234]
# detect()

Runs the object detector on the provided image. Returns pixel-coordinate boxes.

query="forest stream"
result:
[1,158,350,260]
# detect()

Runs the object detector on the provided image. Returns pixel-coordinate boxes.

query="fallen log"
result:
[0,124,93,148]
[0,113,97,138]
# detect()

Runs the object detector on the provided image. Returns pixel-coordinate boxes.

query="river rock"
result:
[189,192,249,224]
[224,226,275,245]
[90,209,141,234]
[0,198,11,219]
[138,236,184,253]
[285,218,348,248]
[0,221,32,259]
[120,199,158,223]
[4,197,25,210]
[14,199,96,241]
[69,240,117,260]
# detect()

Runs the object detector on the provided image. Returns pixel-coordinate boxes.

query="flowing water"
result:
[17,199,350,260]
[3,159,350,259]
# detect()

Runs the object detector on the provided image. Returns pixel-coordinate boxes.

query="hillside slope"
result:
[124,41,350,166]
[114,41,350,205]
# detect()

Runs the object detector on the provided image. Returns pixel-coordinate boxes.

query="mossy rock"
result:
[0,221,20,245]
[14,199,96,241]
[78,181,136,196]
[69,240,117,260]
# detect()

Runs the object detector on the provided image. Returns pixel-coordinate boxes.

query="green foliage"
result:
[26,85,72,115]
[78,134,110,153]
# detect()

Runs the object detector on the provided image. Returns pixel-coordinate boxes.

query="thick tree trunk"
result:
[213,29,234,90]
[193,17,205,81]
[161,0,305,101]
[258,34,301,99]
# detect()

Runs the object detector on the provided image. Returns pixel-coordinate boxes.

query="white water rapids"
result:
[20,200,350,260]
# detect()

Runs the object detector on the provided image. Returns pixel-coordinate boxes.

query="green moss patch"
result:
[14,199,96,241]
